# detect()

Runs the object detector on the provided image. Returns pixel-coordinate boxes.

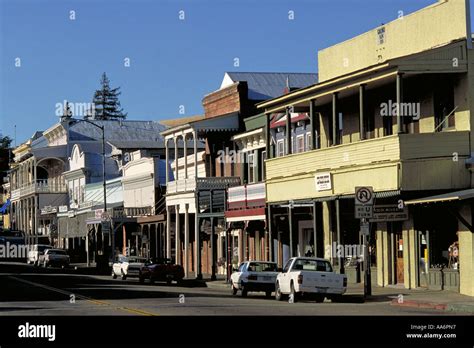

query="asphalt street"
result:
[0,262,462,316]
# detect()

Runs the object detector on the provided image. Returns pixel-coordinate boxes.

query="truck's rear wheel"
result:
[275,282,283,301]
[315,295,325,303]
[290,282,298,303]
[231,282,238,296]
[241,286,248,297]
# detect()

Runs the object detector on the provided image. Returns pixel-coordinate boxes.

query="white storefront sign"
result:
[315,173,332,191]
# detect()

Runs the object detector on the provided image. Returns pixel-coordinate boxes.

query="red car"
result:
[139,258,184,285]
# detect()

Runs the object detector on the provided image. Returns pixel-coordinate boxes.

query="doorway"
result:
[395,232,404,284]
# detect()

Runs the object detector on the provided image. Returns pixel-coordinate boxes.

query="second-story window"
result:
[306,132,312,151]
[296,134,304,153]
[277,139,285,157]
[248,153,255,184]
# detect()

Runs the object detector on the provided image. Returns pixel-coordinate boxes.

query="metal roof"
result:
[223,72,318,100]
[68,120,167,145]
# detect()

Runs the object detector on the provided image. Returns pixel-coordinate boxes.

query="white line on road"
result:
[8,276,158,316]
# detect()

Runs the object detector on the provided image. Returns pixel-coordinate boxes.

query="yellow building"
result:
[258,0,474,296]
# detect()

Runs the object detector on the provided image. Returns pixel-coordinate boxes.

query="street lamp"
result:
[67,118,109,267]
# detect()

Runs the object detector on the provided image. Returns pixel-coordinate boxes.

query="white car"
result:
[230,261,279,298]
[112,255,147,280]
[41,249,70,268]
[28,244,53,266]
[275,257,347,303]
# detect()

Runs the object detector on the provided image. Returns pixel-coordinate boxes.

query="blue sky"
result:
[0,0,459,143]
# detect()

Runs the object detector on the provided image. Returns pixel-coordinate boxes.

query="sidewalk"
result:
[205,279,474,313]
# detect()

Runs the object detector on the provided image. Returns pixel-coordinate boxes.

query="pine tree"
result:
[86,73,127,120]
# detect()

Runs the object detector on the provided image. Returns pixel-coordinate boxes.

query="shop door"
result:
[396,233,404,283]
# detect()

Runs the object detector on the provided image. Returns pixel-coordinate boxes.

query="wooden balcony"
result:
[11,179,67,200]
[265,131,471,203]
[167,177,241,195]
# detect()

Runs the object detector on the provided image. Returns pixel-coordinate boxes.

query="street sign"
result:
[95,209,104,219]
[355,205,373,219]
[101,221,111,234]
[355,186,374,205]
[360,221,370,236]
[370,204,408,222]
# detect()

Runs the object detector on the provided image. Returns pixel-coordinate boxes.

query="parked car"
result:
[275,257,347,303]
[28,244,53,266]
[41,249,70,268]
[139,258,184,285]
[112,255,147,280]
[230,261,279,298]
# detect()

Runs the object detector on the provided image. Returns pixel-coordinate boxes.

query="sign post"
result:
[355,186,374,298]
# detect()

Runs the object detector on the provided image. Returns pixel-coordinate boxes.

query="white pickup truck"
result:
[275,257,347,303]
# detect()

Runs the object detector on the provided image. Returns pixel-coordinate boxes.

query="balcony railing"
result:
[11,179,67,198]
[227,182,266,211]
[167,177,240,194]
[123,206,154,217]
[265,131,471,202]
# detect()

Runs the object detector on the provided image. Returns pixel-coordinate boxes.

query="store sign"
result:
[41,206,57,215]
[315,173,332,191]
[95,209,104,219]
[370,205,408,222]
[58,205,68,213]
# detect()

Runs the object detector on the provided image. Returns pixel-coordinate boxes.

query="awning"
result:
[405,189,474,205]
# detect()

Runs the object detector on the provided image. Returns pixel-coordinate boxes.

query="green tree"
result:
[0,135,12,149]
[86,73,127,120]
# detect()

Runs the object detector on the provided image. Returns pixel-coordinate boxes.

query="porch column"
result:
[309,99,318,150]
[174,136,179,181]
[184,204,189,278]
[183,133,188,179]
[458,204,474,296]
[336,199,343,273]
[244,222,249,261]
[288,204,293,258]
[359,84,366,141]
[396,73,404,134]
[285,107,291,155]
[402,215,416,289]
[193,131,198,179]
[332,92,338,146]
[265,113,271,159]
[267,205,273,262]
[166,205,171,259]
[323,201,332,260]
[312,201,318,257]
[376,223,391,287]
[165,138,170,185]
[210,217,216,280]
[195,204,201,279]
[175,205,181,265]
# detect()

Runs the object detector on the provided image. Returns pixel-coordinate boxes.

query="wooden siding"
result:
[266,131,471,203]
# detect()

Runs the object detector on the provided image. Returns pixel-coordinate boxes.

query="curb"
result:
[391,298,448,311]
[446,303,474,313]
[205,281,230,289]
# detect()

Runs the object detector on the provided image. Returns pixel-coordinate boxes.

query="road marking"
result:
[8,276,157,316]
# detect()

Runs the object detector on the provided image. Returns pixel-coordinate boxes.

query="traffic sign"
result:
[355,186,374,205]
[355,205,373,219]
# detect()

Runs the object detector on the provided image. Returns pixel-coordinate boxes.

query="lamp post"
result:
[68,118,108,266]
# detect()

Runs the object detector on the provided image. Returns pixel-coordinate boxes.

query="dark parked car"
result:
[139,258,184,285]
